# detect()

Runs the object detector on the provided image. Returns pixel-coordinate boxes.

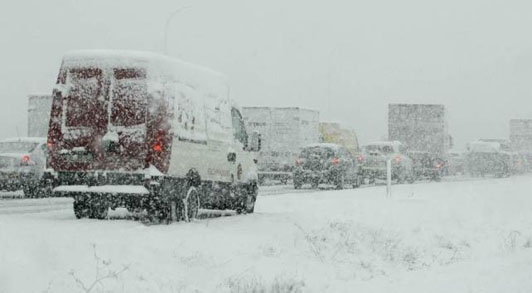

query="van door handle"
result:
[227,152,236,162]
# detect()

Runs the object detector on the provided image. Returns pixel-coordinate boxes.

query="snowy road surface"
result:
[1,175,532,292]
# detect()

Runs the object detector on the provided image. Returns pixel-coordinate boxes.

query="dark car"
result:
[465,141,511,177]
[359,141,415,184]
[408,151,446,181]
[446,152,465,176]
[0,137,48,196]
[293,143,361,189]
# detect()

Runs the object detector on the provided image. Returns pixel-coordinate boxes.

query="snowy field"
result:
[1,175,532,292]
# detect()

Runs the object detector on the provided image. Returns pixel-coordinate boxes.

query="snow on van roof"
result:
[304,143,341,150]
[62,50,229,95]
[63,50,224,75]
[0,137,46,143]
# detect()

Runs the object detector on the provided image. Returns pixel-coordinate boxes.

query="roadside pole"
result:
[386,159,392,198]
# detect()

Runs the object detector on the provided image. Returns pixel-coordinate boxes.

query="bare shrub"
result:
[69,244,130,293]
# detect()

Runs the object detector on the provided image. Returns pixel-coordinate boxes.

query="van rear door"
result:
[52,67,152,171]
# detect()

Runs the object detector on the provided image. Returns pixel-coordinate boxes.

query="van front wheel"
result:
[245,183,258,214]
[182,186,199,222]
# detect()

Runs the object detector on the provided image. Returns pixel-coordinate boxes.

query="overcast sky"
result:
[1,0,531,149]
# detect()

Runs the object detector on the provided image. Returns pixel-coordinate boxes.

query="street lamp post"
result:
[164,6,191,55]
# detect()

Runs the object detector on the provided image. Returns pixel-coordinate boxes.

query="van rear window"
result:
[66,68,103,127]
[111,68,147,127]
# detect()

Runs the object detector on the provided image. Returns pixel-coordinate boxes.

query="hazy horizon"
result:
[1,0,531,150]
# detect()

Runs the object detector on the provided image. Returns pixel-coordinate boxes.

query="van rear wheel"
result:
[244,183,258,214]
[73,198,90,219]
[335,174,345,190]
[182,186,199,222]
[89,198,109,220]
[23,184,37,198]
[144,195,169,223]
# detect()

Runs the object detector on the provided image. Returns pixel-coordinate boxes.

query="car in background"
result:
[446,151,465,176]
[293,143,361,189]
[512,153,528,174]
[0,137,48,197]
[465,141,512,177]
[408,151,446,181]
[359,141,415,184]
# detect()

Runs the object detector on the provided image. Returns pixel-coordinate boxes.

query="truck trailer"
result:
[242,107,320,184]
[510,119,532,171]
[28,94,53,137]
[319,122,359,155]
[388,104,451,180]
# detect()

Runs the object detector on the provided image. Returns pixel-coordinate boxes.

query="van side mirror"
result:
[248,131,261,152]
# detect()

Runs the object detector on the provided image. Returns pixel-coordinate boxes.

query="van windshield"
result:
[66,68,103,127]
[111,68,147,127]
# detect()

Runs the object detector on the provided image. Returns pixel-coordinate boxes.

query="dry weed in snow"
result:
[68,244,130,293]
[293,220,474,280]
[222,274,305,293]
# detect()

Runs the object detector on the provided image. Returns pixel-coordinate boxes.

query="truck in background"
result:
[465,140,512,177]
[388,104,451,181]
[319,122,359,155]
[510,119,532,172]
[28,94,53,137]
[478,139,523,174]
[242,107,319,184]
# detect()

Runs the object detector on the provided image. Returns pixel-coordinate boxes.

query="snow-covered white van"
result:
[47,50,261,222]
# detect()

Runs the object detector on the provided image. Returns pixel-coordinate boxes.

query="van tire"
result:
[352,176,361,188]
[90,197,109,220]
[145,195,169,223]
[182,186,199,222]
[335,174,345,190]
[23,184,37,198]
[293,177,303,189]
[73,198,90,219]
[244,182,258,213]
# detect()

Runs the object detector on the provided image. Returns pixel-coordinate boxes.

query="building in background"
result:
[388,104,450,155]
[510,119,532,171]
[242,107,319,184]
[319,122,359,155]
[388,104,451,180]
[510,119,532,153]
[27,94,52,137]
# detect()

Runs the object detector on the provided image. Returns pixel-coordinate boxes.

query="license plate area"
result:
[61,152,94,163]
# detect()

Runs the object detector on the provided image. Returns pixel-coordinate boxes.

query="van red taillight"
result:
[393,156,402,164]
[332,157,340,165]
[20,155,33,166]
[152,143,163,152]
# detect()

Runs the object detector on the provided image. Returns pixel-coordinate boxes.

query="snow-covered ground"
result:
[1,175,532,292]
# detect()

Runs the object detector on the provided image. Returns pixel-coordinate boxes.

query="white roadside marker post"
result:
[386,159,392,198]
